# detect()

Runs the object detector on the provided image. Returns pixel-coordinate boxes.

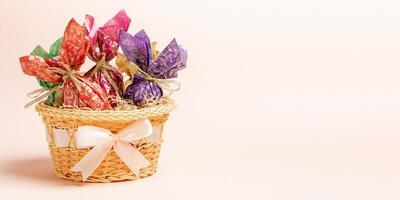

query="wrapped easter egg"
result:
[20,19,111,110]
[118,30,187,107]
[83,10,131,103]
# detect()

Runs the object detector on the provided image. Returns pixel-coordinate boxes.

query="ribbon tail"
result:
[146,124,162,143]
[114,140,150,175]
[70,141,113,181]
[100,67,121,97]
[24,91,50,108]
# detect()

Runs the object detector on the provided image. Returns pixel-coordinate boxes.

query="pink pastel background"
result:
[1,0,400,199]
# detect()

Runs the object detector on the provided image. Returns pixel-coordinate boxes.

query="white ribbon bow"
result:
[70,119,153,181]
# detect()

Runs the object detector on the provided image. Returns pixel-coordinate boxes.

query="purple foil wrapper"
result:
[123,74,163,107]
[119,29,187,106]
[119,30,152,72]
[147,39,187,79]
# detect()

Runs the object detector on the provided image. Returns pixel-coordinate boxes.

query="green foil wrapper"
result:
[30,38,62,106]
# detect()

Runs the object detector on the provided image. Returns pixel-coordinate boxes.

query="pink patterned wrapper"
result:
[84,10,131,100]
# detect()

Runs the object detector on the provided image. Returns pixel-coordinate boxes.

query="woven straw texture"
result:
[35,99,176,183]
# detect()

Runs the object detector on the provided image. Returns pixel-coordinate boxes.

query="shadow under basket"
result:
[35,99,176,183]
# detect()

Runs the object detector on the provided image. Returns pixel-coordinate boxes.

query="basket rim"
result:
[35,98,176,121]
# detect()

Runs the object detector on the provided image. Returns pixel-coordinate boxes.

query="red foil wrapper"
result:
[63,76,111,110]
[20,19,111,110]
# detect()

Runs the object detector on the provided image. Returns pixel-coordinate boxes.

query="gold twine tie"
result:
[46,67,83,92]
[115,53,181,96]
[24,64,82,109]
[89,55,121,97]
[24,86,60,108]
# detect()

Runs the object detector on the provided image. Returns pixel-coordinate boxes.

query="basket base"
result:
[53,167,158,183]
[48,142,162,183]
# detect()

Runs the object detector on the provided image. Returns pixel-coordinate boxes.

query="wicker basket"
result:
[35,99,176,183]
